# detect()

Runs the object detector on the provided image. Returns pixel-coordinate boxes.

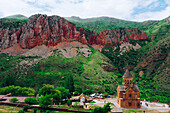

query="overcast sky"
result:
[0,0,169,22]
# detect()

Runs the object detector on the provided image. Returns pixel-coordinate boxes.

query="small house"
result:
[78,94,87,103]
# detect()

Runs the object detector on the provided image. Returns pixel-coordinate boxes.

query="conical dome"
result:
[123,69,133,78]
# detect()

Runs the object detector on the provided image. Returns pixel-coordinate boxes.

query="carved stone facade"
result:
[117,69,141,108]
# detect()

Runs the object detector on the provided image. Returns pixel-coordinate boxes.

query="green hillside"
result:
[0,48,118,94]
[5,14,28,19]
[133,20,170,103]
[65,16,159,33]
[101,17,170,103]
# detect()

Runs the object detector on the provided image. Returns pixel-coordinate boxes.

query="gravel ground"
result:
[85,98,170,113]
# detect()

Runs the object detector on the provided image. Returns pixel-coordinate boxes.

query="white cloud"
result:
[131,5,170,21]
[0,0,169,22]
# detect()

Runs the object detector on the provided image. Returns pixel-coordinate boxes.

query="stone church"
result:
[117,69,141,108]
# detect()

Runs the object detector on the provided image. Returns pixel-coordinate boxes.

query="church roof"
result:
[118,85,127,91]
[118,84,139,92]
[123,69,133,78]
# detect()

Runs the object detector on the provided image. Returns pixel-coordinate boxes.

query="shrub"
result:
[67,99,72,106]
[102,92,109,98]
[39,84,61,102]
[0,85,35,96]
[23,105,31,112]
[91,102,111,113]
[18,110,25,113]
[83,89,93,95]
[32,108,37,113]
[38,84,55,96]
[56,87,70,99]
[90,101,96,103]
[52,90,61,102]
[39,94,53,108]
[74,91,79,96]
[9,98,19,103]
[24,97,38,105]
[73,102,80,108]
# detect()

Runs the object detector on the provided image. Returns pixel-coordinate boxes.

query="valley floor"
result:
[0,99,169,113]
[85,98,170,113]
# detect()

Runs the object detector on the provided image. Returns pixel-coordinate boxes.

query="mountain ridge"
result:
[0,14,149,51]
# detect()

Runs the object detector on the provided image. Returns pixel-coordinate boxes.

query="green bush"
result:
[18,110,25,113]
[24,97,38,105]
[0,85,35,96]
[39,84,61,102]
[67,99,72,106]
[23,105,31,112]
[90,101,96,103]
[92,103,111,113]
[38,84,55,96]
[83,89,93,95]
[74,91,79,96]
[73,102,80,108]
[102,92,109,98]
[56,87,70,99]
[9,97,19,103]
[39,94,53,108]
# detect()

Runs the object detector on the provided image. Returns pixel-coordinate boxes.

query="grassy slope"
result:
[65,16,159,33]
[5,14,28,19]
[118,18,170,103]
[0,14,28,31]
[0,48,118,93]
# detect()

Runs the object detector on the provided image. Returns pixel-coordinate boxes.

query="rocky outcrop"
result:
[102,63,118,71]
[136,53,167,69]
[88,28,148,46]
[19,14,88,49]
[0,14,149,51]
[0,14,88,50]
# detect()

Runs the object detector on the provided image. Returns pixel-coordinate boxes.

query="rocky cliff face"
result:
[88,28,148,46]
[0,14,149,51]
[0,14,88,50]
[19,14,88,49]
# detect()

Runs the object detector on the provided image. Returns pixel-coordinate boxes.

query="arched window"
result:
[124,80,126,84]
[130,80,132,84]
[127,80,129,84]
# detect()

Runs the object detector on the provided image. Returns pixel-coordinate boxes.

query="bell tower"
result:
[123,69,133,87]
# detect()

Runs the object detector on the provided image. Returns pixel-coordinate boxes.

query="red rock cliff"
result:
[0,14,149,50]
[0,14,87,49]
[88,28,148,46]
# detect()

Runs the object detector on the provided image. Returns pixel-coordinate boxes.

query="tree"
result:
[0,85,35,96]
[38,84,56,96]
[74,85,82,94]
[83,89,93,95]
[23,105,31,112]
[92,103,112,113]
[74,91,79,96]
[56,87,70,99]
[64,75,74,93]
[39,94,53,108]
[24,97,38,105]
[102,92,109,98]
[53,90,61,102]
[18,110,25,113]
[67,99,72,106]
[38,84,61,102]
[9,98,19,103]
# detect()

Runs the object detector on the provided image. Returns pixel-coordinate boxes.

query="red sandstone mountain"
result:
[0,14,149,52]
